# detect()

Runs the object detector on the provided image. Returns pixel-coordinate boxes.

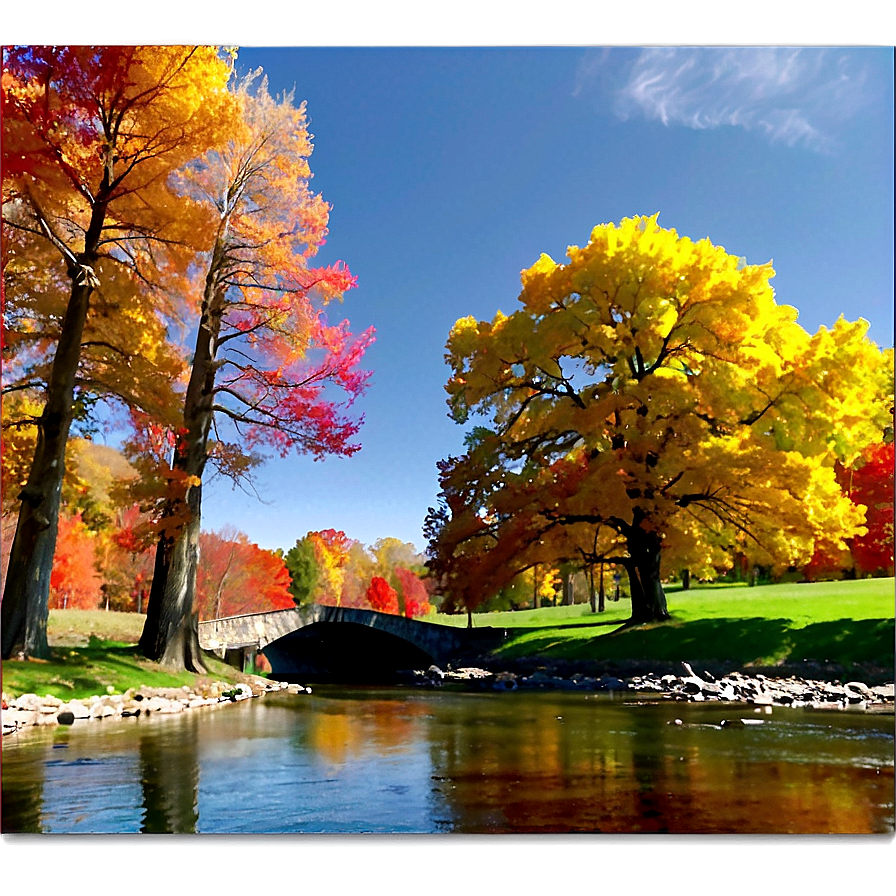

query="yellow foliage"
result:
[439,215,893,589]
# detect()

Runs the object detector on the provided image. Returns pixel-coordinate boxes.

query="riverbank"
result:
[1,676,310,737]
[407,660,896,714]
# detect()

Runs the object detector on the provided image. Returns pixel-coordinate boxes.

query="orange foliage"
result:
[49,514,103,610]
[197,528,293,619]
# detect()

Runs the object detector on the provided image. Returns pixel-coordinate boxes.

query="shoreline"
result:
[1,676,309,738]
[407,659,896,713]
[4,659,893,738]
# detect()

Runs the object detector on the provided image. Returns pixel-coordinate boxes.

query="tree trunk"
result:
[625,527,670,623]
[466,607,473,629]
[139,485,206,671]
[588,565,597,613]
[598,563,605,612]
[681,568,691,590]
[562,570,573,606]
[139,273,222,672]
[1,275,93,659]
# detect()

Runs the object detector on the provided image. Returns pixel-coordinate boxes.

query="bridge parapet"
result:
[199,605,320,655]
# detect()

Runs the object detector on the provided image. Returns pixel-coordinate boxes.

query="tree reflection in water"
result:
[423,693,894,834]
[1,737,46,832]
[138,714,200,834]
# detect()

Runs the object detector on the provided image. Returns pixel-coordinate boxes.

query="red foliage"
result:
[49,513,103,610]
[197,529,294,619]
[804,441,894,580]
[366,576,399,615]
[394,567,431,618]
[848,441,894,576]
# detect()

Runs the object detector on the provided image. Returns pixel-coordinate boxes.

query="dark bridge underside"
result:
[262,622,439,683]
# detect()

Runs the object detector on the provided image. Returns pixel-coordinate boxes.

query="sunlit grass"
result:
[46,609,148,646]
[435,578,895,669]
[2,610,247,700]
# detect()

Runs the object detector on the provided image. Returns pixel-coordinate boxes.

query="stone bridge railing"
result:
[199,606,316,655]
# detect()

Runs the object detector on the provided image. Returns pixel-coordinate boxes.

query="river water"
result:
[2,687,893,834]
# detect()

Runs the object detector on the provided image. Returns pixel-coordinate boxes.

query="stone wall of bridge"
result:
[199,605,506,674]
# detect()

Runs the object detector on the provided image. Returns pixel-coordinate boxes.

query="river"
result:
[2,687,893,834]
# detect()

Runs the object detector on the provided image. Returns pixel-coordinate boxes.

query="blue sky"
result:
[190,45,894,554]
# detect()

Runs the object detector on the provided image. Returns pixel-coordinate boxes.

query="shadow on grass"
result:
[496,616,895,668]
[2,643,201,701]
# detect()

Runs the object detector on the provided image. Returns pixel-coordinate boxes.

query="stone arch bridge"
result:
[198,605,505,681]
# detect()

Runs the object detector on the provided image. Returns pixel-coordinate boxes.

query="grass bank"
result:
[436,578,895,674]
[1,610,247,701]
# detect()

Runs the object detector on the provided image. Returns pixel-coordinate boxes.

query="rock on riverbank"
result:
[1,678,311,737]
[409,661,895,712]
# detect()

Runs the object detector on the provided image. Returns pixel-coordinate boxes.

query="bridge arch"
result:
[263,621,438,682]
[198,604,505,681]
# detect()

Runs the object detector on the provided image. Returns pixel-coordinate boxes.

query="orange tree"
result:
[426,216,893,623]
[2,46,235,658]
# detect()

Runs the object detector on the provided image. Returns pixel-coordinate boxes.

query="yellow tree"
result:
[427,216,892,623]
[1,46,236,659]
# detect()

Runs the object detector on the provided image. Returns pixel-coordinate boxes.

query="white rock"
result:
[14,694,43,712]
[59,701,90,719]
[3,709,36,729]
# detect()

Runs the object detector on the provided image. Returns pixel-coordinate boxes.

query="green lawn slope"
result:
[435,578,895,673]
[1,610,249,701]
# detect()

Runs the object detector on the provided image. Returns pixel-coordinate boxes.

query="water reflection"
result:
[139,715,199,834]
[1,739,45,833]
[2,691,893,834]
[422,693,894,833]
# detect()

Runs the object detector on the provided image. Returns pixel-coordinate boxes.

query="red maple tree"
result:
[366,576,399,615]
[804,441,894,580]
[394,567,432,618]
[197,528,294,619]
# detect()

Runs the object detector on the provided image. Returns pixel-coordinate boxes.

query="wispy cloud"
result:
[576,48,870,152]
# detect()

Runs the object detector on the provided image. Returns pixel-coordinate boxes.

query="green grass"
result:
[46,609,148,646]
[435,578,895,670]
[1,611,246,701]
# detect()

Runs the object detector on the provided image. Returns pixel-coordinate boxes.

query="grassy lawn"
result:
[3,580,892,699]
[435,578,895,669]
[46,609,148,646]
[1,610,246,701]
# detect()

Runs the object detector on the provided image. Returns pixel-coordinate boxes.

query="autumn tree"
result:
[1,46,236,659]
[196,527,293,619]
[304,529,354,606]
[366,576,399,615]
[369,536,426,615]
[49,512,103,610]
[427,215,893,623]
[339,540,377,608]
[139,71,373,669]
[393,566,432,618]
[849,441,894,577]
[804,440,895,580]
